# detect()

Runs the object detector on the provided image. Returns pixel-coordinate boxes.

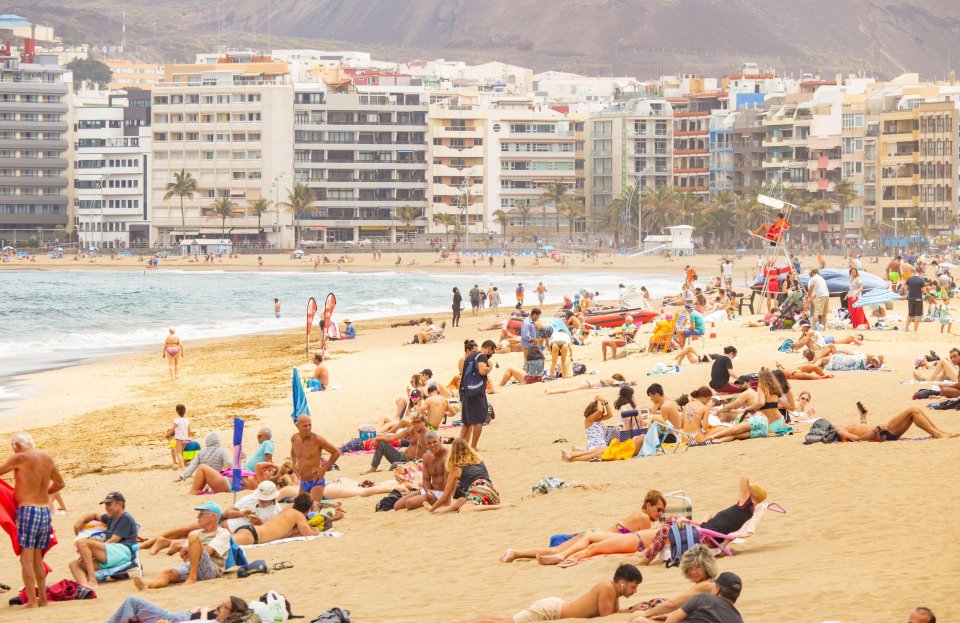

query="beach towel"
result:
[636,421,662,457]
[0,480,57,573]
[239,532,342,549]
[600,438,635,461]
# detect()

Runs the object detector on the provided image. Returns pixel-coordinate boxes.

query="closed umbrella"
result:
[230,418,245,497]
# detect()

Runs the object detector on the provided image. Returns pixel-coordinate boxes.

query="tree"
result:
[434,212,459,246]
[66,58,113,92]
[511,203,535,235]
[807,199,834,248]
[209,197,237,239]
[247,198,272,237]
[561,198,586,236]
[492,209,510,235]
[539,181,570,233]
[393,205,422,243]
[280,182,315,248]
[642,185,680,235]
[163,169,199,239]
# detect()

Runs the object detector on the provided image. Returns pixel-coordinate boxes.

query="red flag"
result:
[320,293,337,350]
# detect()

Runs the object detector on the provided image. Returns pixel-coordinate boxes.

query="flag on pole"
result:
[291,368,310,423]
[306,297,318,356]
[320,293,337,351]
[230,418,245,493]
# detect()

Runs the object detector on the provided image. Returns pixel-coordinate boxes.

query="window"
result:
[842,113,865,129]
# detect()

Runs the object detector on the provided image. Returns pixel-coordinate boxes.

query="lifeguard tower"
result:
[638,224,696,256]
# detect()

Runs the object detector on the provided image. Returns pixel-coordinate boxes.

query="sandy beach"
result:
[0,253,957,623]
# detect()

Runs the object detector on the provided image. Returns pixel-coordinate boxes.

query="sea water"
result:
[0,268,678,382]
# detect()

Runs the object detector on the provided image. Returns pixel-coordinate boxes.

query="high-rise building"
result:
[149,58,294,247]
[104,59,164,90]
[915,99,959,237]
[293,85,429,243]
[0,43,70,242]
[73,88,152,249]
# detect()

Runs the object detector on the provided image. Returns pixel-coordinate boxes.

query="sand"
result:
[0,253,957,623]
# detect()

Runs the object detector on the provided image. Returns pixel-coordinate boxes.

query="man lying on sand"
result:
[454,563,643,623]
[834,406,957,441]
[631,570,745,623]
[106,594,253,623]
[232,493,317,546]
[501,490,666,562]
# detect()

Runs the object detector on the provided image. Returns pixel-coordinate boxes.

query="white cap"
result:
[254,481,279,501]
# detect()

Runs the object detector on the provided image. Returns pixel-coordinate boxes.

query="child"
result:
[164,403,192,468]
[937,303,953,334]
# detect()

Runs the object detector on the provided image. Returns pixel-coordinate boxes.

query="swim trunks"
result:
[747,414,769,439]
[174,551,219,582]
[513,596,565,623]
[16,505,52,550]
[877,427,901,442]
[889,272,901,283]
[104,542,134,567]
[768,417,793,435]
[233,524,259,544]
[300,477,326,493]
[464,478,500,506]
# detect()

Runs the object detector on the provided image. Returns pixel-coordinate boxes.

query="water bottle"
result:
[674,363,680,373]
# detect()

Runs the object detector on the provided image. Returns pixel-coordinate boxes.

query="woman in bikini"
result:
[544,374,632,395]
[500,490,667,562]
[703,369,790,442]
[675,386,712,442]
[537,523,662,565]
[162,327,184,380]
[188,461,279,495]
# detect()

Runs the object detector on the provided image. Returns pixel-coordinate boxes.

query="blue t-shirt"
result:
[690,312,705,334]
[244,439,275,472]
[344,323,356,339]
[520,317,538,347]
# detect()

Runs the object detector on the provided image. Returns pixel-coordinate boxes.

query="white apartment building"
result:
[73,88,152,249]
[149,69,294,247]
[293,85,428,243]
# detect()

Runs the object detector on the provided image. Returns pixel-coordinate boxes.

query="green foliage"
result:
[66,57,113,90]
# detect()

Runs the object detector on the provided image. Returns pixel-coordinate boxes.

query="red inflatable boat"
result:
[505,308,657,335]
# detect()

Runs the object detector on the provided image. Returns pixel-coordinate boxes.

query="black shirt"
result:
[905,275,925,300]
[475,353,490,378]
[700,499,754,535]
[709,355,734,390]
[680,593,744,623]
[458,462,491,494]
[453,292,462,307]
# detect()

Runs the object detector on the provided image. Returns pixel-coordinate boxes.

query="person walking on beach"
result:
[516,283,525,306]
[489,286,501,315]
[257,256,263,270]
[469,285,481,316]
[274,298,281,319]
[536,282,548,306]
[0,432,65,608]
[291,415,341,503]
[162,328,184,380]
[459,340,495,449]
[452,287,463,327]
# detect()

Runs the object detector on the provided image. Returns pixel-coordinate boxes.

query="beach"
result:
[0,253,957,622]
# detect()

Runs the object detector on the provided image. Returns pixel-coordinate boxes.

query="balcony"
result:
[674,130,708,137]
[673,167,709,174]
[674,148,708,156]
[678,186,709,193]
[432,145,483,158]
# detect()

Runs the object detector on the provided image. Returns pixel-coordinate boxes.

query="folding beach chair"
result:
[657,420,698,453]
[658,502,786,562]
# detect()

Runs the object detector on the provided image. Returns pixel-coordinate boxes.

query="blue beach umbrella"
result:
[230,418,245,493]
[291,368,310,423]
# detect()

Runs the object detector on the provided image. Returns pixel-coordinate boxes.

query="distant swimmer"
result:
[274,298,281,319]
[162,328,184,380]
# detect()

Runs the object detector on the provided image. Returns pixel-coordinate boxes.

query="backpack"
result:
[666,522,701,568]
[375,489,404,512]
[461,353,486,398]
[803,418,837,444]
[572,363,587,375]
[777,339,794,352]
[912,388,940,400]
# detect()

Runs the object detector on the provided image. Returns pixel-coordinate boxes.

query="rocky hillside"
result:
[9,0,960,77]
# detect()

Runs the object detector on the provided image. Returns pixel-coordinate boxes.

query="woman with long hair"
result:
[425,439,513,513]
[847,266,869,330]
[703,369,790,442]
[561,397,614,462]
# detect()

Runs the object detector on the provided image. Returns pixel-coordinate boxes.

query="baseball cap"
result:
[714,572,743,601]
[420,368,433,377]
[410,389,423,399]
[426,379,439,391]
[100,491,125,504]
[254,481,279,502]
[194,501,223,517]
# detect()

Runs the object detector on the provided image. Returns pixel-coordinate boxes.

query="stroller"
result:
[769,290,804,331]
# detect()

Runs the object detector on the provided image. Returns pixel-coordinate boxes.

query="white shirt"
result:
[809,274,829,298]
[173,417,190,441]
[721,262,733,276]
[224,493,282,532]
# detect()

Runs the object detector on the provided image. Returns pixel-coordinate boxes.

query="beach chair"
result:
[658,502,786,562]
[657,420,698,453]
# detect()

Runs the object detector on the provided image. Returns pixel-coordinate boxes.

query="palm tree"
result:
[434,212,459,246]
[393,205,422,243]
[248,198,271,238]
[676,192,700,226]
[492,209,510,235]
[561,197,586,236]
[604,195,632,248]
[209,197,237,239]
[539,181,570,234]
[163,169,199,239]
[279,182,315,248]
[643,185,680,235]
[512,203,535,235]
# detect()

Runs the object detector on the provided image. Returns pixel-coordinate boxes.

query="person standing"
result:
[451,287,463,327]
[167,404,191,469]
[520,307,542,364]
[904,271,926,332]
[847,266,868,330]
[806,269,830,330]
[469,285,481,316]
[536,281,548,306]
[720,258,733,289]
[0,432,65,608]
[290,415,341,503]
[162,328,184,380]
[489,286,501,315]
[273,298,281,319]
[516,282,524,306]
[459,340,495,449]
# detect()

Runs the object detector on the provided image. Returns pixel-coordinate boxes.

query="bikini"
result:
[233,524,259,544]
[165,345,180,356]
[300,477,326,493]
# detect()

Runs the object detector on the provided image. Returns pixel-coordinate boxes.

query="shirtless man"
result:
[714,379,757,422]
[420,382,458,430]
[394,430,450,511]
[290,415,341,503]
[231,493,317,546]
[361,413,427,475]
[454,563,643,623]
[309,353,329,390]
[647,383,680,430]
[914,348,960,382]
[834,406,957,441]
[0,432,65,608]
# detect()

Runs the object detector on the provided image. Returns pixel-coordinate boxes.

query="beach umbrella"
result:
[852,288,902,308]
[291,368,310,423]
[230,418,245,496]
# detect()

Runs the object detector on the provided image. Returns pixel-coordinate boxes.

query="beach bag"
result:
[461,353,486,398]
[930,396,960,410]
[600,438,636,461]
[375,489,404,512]
[666,523,701,568]
[572,363,587,375]
[310,608,351,623]
[525,347,545,378]
[803,418,837,444]
[777,339,794,352]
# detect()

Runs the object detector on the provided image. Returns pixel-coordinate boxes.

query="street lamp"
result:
[626,166,653,248]
[882,164,909,254]
[458,175,472,251]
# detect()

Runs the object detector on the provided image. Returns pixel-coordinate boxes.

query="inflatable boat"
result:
[750,267,886,296]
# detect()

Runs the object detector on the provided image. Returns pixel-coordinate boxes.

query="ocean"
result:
[0,268,679,397]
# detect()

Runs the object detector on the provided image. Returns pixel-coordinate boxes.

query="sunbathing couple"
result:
[833,405,957,442]
[702,369,793,442]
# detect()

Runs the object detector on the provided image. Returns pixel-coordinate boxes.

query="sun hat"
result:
[254,481,279,502]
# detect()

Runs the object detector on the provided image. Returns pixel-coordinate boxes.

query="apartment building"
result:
[585,98,674,233]
[104,59,164,90]
[0,43,70,241]
[293,85,428,243]
[915,99,959,236]
[74,88,151,249]
[149,60,294,247]
[673,108,710,197]
[427,91,486,236]
[876,94,920,243]
[840,94,870,232]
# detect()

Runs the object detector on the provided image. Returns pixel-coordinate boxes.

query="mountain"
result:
[8,0,960,78]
